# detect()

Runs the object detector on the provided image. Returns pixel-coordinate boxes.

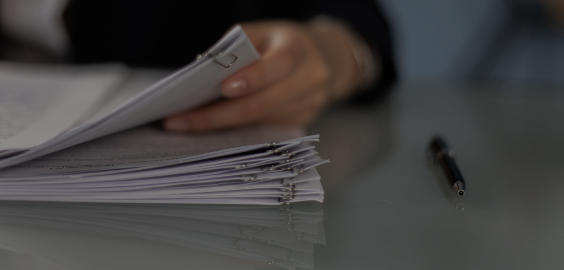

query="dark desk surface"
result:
[1,81,564,269]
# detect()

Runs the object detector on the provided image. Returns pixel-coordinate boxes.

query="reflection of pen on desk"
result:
[428,136,466,196]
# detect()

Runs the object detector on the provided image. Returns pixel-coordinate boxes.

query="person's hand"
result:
[164,20,365,132]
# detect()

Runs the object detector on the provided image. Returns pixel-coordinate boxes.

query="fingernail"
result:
[165,118,190,131]
[223,79,248,97]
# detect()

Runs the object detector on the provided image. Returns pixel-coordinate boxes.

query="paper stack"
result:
[0,26,326,204]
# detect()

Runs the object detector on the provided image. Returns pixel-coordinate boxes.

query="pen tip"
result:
[453,181,465,196]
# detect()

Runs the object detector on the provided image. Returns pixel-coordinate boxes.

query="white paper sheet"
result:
[0,26,326,205]
[0,63,126,150]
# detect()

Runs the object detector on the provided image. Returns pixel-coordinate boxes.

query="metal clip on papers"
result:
[279,193,295,205]
[196,51,238,68]
[279,178,297,205]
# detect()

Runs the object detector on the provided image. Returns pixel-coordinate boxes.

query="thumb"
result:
[239,23,271,54]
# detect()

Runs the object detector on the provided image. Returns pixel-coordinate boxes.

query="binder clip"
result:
[242,174,259,182]
[265,141,278,148]
[196,51,238,68]
[281,184,295,193]
[279,183,296,204]
[279,194,295,205]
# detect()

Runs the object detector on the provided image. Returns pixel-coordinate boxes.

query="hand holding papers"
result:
[0,25,261,167]
[0,26,327,205]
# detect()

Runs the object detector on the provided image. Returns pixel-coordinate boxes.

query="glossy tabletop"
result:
[2,81,564,269]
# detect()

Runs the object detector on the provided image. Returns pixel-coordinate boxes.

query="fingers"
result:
[164,22,332,133]
[222,39,300,98]
[164,88,326,132]
[164,90,277,132]
[165,64,317,132]
[238,24,271,52]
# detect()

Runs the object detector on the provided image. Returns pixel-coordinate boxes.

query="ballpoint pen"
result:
[428,136,466,196]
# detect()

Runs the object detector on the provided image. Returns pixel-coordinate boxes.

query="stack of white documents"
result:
[0,26,326,205]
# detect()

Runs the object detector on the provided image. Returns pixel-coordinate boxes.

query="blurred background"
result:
[378,0,564,86]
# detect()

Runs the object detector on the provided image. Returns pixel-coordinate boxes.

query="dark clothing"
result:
[3,0,397,101]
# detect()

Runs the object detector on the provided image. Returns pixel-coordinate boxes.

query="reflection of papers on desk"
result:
[0,202,325,270]
[0,26,326,204]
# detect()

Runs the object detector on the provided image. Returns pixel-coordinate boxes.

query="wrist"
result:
[306,17,364,102]
[309,15,381,102]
